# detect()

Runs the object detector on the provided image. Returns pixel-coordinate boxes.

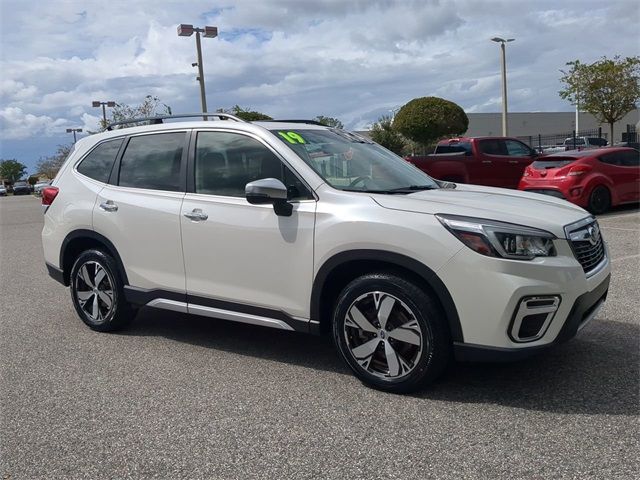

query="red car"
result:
[518,147,639,214]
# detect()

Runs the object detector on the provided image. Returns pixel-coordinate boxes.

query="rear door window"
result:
[478,139,507,155]
[118,132,186,191]
[76,138,123,183]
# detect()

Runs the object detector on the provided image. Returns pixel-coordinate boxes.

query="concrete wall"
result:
[466,109,639,142]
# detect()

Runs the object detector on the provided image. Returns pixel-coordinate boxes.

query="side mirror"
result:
[245,178,292,216]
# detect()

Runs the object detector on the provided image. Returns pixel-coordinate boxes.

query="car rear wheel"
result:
[332,273,451,393]
[70,249,134,332]
[588,185,611,214]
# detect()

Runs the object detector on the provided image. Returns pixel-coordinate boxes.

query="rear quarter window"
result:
[76,138,124,183]
[618,150,639,167]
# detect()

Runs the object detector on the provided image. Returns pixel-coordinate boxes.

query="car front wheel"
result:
[332,273,451,393]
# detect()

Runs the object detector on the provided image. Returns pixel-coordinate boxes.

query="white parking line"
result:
[610,253,640,262]
[598,212,640,221]
[600,227,640,232]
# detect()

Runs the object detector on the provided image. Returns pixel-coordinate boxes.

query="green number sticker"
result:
[278,131,306,144]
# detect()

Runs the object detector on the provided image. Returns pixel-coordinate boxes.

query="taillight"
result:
[568,165,592,176]
[41,186,59,206]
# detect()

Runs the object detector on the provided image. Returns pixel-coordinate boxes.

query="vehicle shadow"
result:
[123,306,347,373]
[422,320,639,416]
[124,309,638,416]
[598,202,639,218]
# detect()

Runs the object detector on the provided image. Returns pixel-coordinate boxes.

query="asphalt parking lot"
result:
[1,195,638,479]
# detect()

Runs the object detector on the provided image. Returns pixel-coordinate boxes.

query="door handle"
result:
[482,160,492,164]
[99,200,118,212]
[509,160,519,164]
[183,208,208,221]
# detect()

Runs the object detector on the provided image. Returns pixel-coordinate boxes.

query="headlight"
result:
[436,214,556,260]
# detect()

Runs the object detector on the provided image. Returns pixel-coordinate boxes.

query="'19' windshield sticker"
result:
[278,131,306,144]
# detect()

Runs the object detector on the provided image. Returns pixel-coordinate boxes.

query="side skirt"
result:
[123,286,309,333]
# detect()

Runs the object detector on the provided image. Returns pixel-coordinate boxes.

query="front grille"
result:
[566,218,606,275]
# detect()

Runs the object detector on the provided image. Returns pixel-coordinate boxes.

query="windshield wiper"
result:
[341,185,438,194]
[386,185,439,193]
[341,188,394,194]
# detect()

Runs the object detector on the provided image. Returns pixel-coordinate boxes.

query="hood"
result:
[372,183,590,238]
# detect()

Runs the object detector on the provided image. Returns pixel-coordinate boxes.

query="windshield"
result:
[271,129,438,193]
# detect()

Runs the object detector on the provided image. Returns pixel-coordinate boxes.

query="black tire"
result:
[588,185,611,215]
[332,273,451,393]
[69,249,134,332]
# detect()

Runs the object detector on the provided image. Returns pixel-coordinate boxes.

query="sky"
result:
[1,0,638,174]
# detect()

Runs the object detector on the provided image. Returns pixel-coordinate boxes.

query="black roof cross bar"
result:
[258,119,327,126]
[106,112,246,130]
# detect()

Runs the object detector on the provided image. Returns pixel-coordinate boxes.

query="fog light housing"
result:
[570,187,582,197]
[509,296,561,342]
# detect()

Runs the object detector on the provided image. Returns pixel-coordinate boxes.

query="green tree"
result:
[559,55,640,142]
[369,115,405,154]
[36,144,73,179]
[393,97,468,147]
[107,95,172,129]
[314,115,344,129]
[28,175,39,186]
[218,105,273,121]
[0,159,27,182]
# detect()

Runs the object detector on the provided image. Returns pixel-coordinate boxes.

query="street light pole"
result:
[178,24,218,121]
[92,100,116,129]
[194,30,208,118]
[491,37,515,137]
[66,128,83,144]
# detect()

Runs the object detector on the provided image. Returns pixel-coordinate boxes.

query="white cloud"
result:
[0,0,638,166]
[0,107,69,140]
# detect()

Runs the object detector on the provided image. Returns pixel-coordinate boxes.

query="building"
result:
[466,109,639,143]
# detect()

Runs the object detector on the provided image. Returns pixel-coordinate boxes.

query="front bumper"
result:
[453,273,609,361]
[46,262,66,285]
[437,235,611,353]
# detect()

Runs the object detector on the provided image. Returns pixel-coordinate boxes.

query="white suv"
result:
[41,114,610,393]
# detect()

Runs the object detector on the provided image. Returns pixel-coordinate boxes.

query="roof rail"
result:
[257,119,327,126]
[106,112,246,130]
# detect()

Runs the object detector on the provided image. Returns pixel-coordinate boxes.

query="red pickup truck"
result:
[405,137,538,189]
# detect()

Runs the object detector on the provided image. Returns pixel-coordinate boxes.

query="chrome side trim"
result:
[146,298,188,313]
[188,304,295,331]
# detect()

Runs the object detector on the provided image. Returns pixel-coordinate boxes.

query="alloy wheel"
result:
[343,291,424,379]
[74,261,115,324]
